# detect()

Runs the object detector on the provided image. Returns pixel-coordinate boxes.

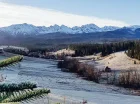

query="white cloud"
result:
[0,2,129,27]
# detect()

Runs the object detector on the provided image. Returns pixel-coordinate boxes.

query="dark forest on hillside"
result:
[127,41,140,60]
[69,41,135,56]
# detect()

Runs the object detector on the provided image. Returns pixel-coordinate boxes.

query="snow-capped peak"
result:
[128,25,140,31]
[0,23,38,35]
[102,26,120,31]
[0,23,122,35]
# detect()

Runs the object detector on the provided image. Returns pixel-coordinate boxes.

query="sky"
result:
[0,0,139,27]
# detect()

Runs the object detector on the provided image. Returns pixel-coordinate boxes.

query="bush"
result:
[118,70,140,89]
[57,58,79,72]
[134,60,137,64]
[83,65,101,83]
[58,58,101,83]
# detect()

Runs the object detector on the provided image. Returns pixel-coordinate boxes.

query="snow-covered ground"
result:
[50,49,75,56]
[0,55,140,104]
[0,45,28,52]
[73,51,140,71]
[96,51,140,70]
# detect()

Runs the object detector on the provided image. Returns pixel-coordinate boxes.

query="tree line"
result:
[127,41,140,60]
[69,41,135,56]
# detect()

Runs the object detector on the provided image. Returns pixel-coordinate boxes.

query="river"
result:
[0,55,140,104]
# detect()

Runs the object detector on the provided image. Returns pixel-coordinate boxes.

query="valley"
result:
[1,41,140,104]
[1,1,140,104]
[0,55,140,104]
[0,24,140,47]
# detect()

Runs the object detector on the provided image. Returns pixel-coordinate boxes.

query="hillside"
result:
[96,51,140,70]
[0,23,140,47]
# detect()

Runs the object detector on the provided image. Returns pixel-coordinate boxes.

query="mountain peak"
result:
[0,23,134,35]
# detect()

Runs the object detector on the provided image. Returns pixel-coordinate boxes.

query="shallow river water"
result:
[0,55,140,104]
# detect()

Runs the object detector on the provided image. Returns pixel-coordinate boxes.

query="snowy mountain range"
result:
[0,23,140,46]
[0,23,120,35]
[0,23,140,36]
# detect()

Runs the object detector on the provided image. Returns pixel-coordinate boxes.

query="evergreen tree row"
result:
[69,41,135,56]
[127,41,140,60]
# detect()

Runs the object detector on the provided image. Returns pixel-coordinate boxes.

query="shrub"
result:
[118,70,140,89]
[58,58,101,83]
[104,66,112,72]
[83,65,101,83]
[134,60,137,64]
[57,58,79,72]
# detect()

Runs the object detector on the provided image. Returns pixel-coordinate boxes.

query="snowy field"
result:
[97,51,140,70]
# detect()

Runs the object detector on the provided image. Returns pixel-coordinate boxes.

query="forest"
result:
[69,41,135,56]
[127,41,140,60]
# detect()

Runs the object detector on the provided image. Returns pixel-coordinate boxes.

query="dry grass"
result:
[118,70,140,89]
[106,69,140,89]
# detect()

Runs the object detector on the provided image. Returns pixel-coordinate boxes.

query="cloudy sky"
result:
[0,0,139,27]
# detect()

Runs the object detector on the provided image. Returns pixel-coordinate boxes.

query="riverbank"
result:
[3,49,140,92]
[1,54,140,104]
[0,46,75,60]
[58,51,140,95]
